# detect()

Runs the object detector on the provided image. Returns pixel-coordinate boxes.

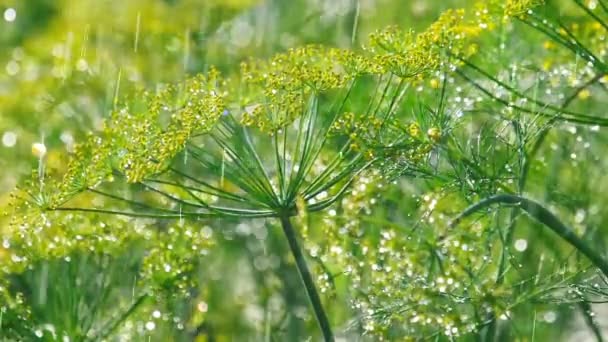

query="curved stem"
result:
[279,216,334,341]
[450,194,608,277]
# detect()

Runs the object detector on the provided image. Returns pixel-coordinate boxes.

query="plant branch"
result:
[450,194,608,277]
[93,293,149,341]
[279,215,334,341]
[579,301,604,342]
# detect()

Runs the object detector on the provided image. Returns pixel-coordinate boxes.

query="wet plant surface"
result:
[2,0,608,341]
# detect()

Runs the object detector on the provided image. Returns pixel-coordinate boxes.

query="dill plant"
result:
[304,0,608,339]
[4,0,608,341]
[7,4,486,340]
[450,0,608,339]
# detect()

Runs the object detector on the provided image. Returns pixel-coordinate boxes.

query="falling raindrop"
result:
[113,68,122,108]
[134,12,141,52]
[220,148,226,188]
[179,205,183,226]
[183,28,190,71]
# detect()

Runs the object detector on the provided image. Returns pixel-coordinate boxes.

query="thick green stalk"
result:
[279,216,334,341]
[450,194,608,277]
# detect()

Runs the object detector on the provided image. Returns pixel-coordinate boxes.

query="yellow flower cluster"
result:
[504,0,544,17]
[239,46,354,132]
[34,0,535,206]
[62,70,226,188]
[418,9,481,58]
[369,27,438,78]
[112,72,226,183]
[368,9,482,79]
[237,1,533,135]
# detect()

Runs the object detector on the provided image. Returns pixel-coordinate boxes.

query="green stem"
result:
[450,194,608,277]
[483,321,497,342]
[279,216,334,341]
[94,293,149,341]
[579,301,604,342]
[482,73,608,341]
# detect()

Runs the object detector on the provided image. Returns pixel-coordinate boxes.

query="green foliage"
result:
[4,0,608,341]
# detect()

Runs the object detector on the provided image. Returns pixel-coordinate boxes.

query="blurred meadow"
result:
[2,0,608,341]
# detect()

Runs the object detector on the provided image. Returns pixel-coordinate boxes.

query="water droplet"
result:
[145,321,156,331]
[197,301,208,313]
[76,58,88,72]
[589,0,598,10]
[32,142,47,158]
[2,131,17,147]
[543,311,557,323]
[566,125,577,134]
[575,209,586,223]
[3,8,16,22]
[514,239,528,252]
[5,60,19,75]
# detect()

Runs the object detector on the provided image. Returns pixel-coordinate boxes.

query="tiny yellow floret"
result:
[577,89,591,100]
[427,127,441,142]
